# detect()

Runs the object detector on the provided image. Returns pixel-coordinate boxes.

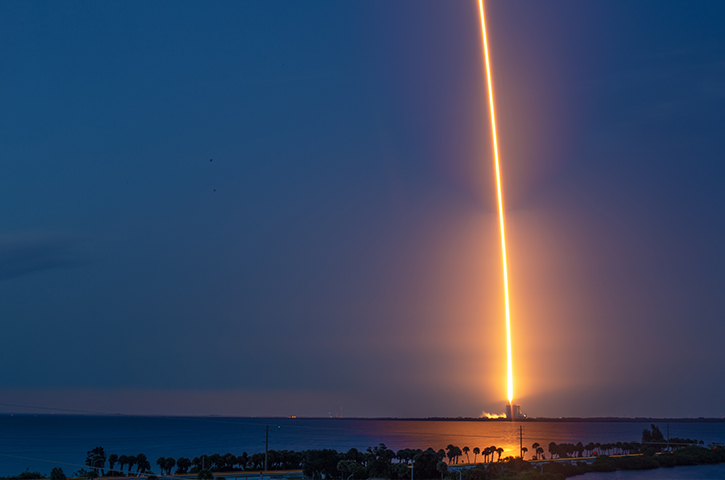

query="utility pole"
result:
[667,424,670,452]
[265,425,269,472]
[519,426,523,459]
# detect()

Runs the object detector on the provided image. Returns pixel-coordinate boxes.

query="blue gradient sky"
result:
[1,1,724,418]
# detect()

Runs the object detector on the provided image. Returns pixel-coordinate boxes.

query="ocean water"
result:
[0,416,724,477]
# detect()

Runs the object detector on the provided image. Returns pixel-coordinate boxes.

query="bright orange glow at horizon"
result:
[478,0,514,405]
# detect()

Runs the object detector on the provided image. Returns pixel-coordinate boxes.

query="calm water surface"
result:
[1,416,723,477]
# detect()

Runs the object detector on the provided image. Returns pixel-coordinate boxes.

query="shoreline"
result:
[1,414,724,423]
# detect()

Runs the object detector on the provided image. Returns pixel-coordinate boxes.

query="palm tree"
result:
[446,445,455,464]
[445,445,462,464]
[462,447,470,464]
[536,447,544,459]
[118,455,128,473]
[548,442,557,459]
[489,446,497,463]
[436,461,448,480]
[209,453,222,471]
[495,448,503,462]
[472,447,480,464]
[176,457,192,474]
[531,443,540,460]
[127,455,137,474]
[108,454,118,473]
[136,454,149,474]
[165,458,176,475]
[521,447,528,459]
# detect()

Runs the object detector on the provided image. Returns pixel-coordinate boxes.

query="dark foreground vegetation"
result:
[3,425,723,480]
[482,445,725,480]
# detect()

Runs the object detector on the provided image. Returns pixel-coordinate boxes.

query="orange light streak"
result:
[478,0,514,404]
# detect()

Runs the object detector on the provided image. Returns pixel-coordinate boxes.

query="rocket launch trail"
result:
[478,0,514,405]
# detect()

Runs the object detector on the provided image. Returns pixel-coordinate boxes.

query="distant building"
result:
[506,404,525,420]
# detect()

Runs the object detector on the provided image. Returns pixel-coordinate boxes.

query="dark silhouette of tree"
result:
[302,449,341,479]
[445,445,462,464]
[392,463,409,479]
[536,447,544,459]
[472,447,480,463]
[176,457,192,474]
[412,449,440,480]
[222,453,236,471]
[192,454,212,472]
[365,443,395,478]
[73,468,91,478]
[396,449,416,465]
[127,455,137,474]
[462,446,470,463]
[496,448,503,462]
[344,448,364,465]
[445,445,454,464]
[136,453,150,473]
[209,453,223,472]
[238,452,250,470]
[435,461,447,480]
[280,450,303,470]
[157,457,176,475]
[531,443,540,460]
[117,455,128,473]
[197,469,214,480]
[50,468,66,480]
[165,457,177,475]
[86,447,106,475]
[337,459,363,479]
[108,454,118,474]
[642,424,665,452]
[548,442,558,459]
[521,447,528,459]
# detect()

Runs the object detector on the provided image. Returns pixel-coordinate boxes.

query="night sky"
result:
[2,1,724,418]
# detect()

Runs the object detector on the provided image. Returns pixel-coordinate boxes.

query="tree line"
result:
[7,425,709,480]
[38,442,510,480]
[8,442,725,480]
[541,425,703,460]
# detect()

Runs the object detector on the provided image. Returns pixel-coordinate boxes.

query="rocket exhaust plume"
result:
[478,0,514,405]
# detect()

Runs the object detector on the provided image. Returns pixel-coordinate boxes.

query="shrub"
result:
[50,469,66,480]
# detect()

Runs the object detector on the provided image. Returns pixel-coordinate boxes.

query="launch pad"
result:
[506,403,526,420]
